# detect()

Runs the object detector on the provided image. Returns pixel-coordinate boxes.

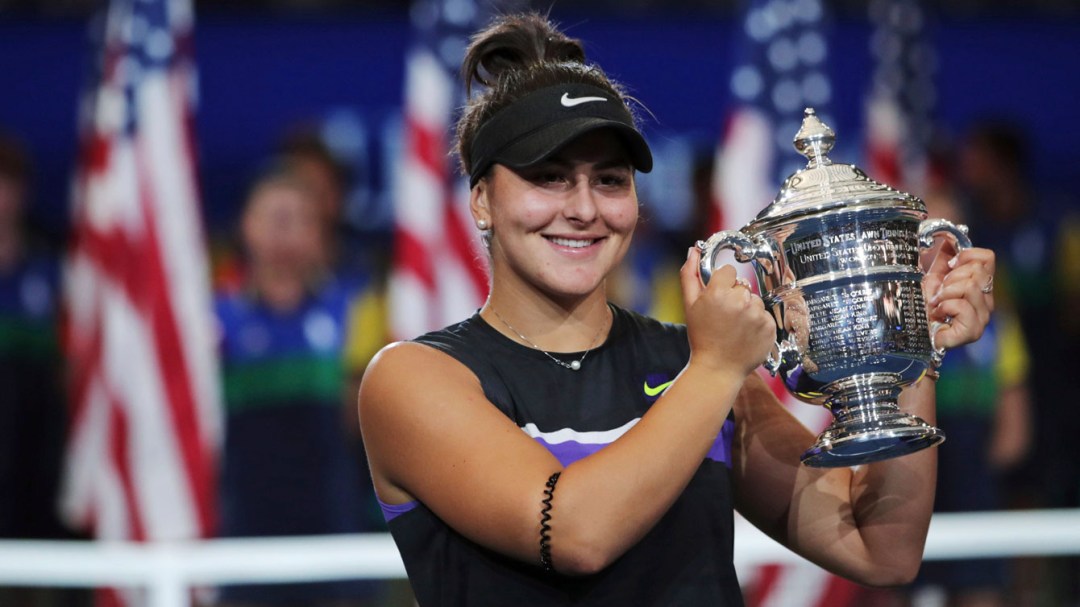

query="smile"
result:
[546,236,600,249]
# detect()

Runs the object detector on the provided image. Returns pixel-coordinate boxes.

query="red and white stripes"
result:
[61,0,220,555]
[390,48,488,341]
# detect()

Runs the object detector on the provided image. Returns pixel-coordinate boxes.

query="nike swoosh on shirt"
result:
[561,92,607,107]
[643,379,674,397]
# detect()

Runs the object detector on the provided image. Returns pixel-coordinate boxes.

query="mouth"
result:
[544,235,604,251]
[546,236,599,248]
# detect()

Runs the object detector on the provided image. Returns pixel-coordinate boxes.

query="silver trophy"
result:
[698,108,970,467]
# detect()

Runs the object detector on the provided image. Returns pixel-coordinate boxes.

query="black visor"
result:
[468,83,653,187]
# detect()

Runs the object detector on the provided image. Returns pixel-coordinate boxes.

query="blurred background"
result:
[0,0,1077,606]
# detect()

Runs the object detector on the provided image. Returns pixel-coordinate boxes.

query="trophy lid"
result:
[751,108,926,229]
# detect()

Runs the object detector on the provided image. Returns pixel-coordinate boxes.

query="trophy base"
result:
[800,374,945,468]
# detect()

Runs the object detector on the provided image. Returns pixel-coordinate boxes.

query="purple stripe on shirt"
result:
[531,418,735,468]
[531,438,608,467]
[706,418,735,467]
[378,497,419,522]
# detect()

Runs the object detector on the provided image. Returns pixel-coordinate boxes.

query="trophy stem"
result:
[800,373,945,468]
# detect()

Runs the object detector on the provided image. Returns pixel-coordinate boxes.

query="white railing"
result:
[2,509,1079,607]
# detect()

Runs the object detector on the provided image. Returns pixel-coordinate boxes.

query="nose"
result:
[563,176,599,224]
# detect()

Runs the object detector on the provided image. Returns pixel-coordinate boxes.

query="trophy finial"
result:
[793,107,835,167]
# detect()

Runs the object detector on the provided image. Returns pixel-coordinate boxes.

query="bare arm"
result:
[733,247,996,586]
[359,253,776,575]
[732,374,937,586]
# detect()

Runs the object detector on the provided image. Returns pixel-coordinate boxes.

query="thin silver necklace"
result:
[488,307,608,371]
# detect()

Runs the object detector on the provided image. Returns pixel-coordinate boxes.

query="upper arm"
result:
[357,342,562,563]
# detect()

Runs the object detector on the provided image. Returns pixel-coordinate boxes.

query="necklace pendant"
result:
[569,360,581,371]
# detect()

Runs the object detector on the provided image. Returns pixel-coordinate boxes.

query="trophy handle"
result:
[696,232,793,374]
[695,230,775,286]
[917,218,972,252]
[917,218,973,367]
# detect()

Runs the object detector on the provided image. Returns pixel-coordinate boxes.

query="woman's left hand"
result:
[923,246,996,350]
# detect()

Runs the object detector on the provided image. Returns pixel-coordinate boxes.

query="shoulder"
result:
[362,336,482,400]
[213,289,259,324]
[213,290,243,324]
[410,315,498,368]
[358,339,488,455]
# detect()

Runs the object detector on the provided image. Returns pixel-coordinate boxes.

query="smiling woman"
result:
[476,132,640,304]
[356,10,997,607]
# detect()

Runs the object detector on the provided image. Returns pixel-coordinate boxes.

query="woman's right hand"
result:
[680,247,777,377]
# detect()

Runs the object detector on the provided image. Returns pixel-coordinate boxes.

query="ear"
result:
[469,179,491,228]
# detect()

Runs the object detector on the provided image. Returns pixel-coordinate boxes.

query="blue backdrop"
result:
[0,9,1077,239]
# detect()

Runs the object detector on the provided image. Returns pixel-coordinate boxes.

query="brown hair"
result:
[454,12,639,178]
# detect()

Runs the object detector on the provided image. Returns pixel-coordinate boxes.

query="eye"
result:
[596,171,631,189]
[523,166,569,187]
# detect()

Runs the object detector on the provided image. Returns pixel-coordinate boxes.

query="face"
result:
[288,156,343,226]
[0,176,23,231]
[472,130,639,302]
[241,181,322,275]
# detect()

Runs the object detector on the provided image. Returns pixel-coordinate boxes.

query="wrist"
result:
[684,355,750,389]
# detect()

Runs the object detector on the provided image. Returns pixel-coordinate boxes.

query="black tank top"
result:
[381,305,743,606]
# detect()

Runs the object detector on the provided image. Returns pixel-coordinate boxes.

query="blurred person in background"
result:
[276,129,391,531]
[958,121,1080,605]
[213,167,384,607]
[0,132,82,606]
[277,130,352,272]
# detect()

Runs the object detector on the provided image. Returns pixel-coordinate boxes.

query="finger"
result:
[922,272,944,307]
[928,264,980,305]
[922,236,958,280]
[935,266,995,313]
[680,246,705,307]
[931,275,991,327]
[950,247,996,272]
[732,276,755,304]
[707,264,738,296]
[931,298,983,349]
[932,249,994,292]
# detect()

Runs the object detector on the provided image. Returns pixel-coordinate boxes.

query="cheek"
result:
[603,199,639,232]
[500,198,559,232]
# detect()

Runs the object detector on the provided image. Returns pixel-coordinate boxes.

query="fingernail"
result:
[687,247,694,260]
[948,256,958,269]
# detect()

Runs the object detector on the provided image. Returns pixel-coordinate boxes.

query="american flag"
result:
[864,0,936,192]
[389,0,496,340]
[713,0,836,235]
[60,0,220,583]
[712,1,860,605]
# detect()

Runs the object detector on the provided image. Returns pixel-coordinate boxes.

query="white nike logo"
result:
[561,92,607,107]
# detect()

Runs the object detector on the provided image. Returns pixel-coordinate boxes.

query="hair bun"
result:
[462,13,585,94]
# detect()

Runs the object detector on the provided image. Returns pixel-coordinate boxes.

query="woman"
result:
[359,13,995,606]
[216,169,378,606]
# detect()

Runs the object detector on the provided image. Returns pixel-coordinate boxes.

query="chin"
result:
[537,275,608,302]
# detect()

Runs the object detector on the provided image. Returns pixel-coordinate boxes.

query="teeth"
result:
[549,237,596,248]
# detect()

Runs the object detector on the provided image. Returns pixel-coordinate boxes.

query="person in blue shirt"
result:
[215,167,382,606]
[0,132,78,605]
